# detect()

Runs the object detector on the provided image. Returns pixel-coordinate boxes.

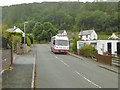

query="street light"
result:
[24,21,28,44]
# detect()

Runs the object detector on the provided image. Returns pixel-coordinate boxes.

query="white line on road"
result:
[55,56,58,58]
[55,56,70,67]
[58,59,70,67]
[75,70,101,88]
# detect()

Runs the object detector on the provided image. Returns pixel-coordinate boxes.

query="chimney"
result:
[14,26,16,30]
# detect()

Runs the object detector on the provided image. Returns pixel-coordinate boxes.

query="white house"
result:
[77,40,120,56]
[7,26,25,37]
[57,30,67,36]
[78,30,98,41]
[97,40,120,55]
[108,33,120,40]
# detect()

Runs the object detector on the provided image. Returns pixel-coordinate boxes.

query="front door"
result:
[107,43,112,54]
[117,42,120,55]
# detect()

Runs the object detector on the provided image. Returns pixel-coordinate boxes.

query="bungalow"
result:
[77,40,120,56]
[7,26,25,37]
[78,30,98,41]
[57,30,67,36]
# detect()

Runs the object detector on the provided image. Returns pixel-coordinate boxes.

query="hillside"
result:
[2,2,119,40]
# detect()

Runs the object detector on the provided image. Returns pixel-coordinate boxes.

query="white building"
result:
[78,30,98,41]
[7,26,25,37]
[77,40,120,56]
[97,40,120,55]
[108,33,120,40]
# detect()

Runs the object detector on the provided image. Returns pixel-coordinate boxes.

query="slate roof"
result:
[79,30,95,36]
[7,26,17,32]
[7,28,15,32]
[58,30,65,34]
[117,35,120,38]
[108,33,120,40]
[7,26,23,33]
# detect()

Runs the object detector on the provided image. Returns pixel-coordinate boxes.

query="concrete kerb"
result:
[68,52,83,60]
[31,46,36,89]
[0,70,4,75]
[68,52,96,61]
[68,52,119,74]
[98,65,119,74]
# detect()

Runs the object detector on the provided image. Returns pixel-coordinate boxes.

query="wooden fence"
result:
[96,54,112,65]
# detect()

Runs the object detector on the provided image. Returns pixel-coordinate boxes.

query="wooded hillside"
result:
[2,2,119,34]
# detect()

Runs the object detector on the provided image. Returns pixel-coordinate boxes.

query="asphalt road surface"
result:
[35,44,118,88]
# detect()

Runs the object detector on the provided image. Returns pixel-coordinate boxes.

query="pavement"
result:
[2,47,36,88]
[0,50,2,90]
[68,52,119,74]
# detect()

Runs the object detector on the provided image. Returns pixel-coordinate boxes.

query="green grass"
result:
[98,34,110,40]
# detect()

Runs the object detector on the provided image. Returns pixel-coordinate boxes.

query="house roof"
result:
[58,30,66,34]
[7,26,23,33]
[79,30,95,36]
[117,35,120,38]
[7,26,25,37]
[108,33,120,40]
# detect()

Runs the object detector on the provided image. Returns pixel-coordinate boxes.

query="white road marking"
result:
[60,60,70,67]
[55,55,70,67]
[55,56,58,58]
[75,70,101,88]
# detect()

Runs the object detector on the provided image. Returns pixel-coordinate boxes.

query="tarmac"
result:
[68,52,119,74]
[0,47,119,89]
[2,47,36,89]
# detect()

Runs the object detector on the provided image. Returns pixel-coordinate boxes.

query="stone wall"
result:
[16,43,31,54]
[22,44,31,54]
[16,43,23,55]
[2,49,12,70]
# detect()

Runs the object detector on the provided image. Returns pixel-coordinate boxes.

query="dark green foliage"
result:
[72,37,79,53]
[32,22,58,42]
[26,20,36,33]
[27,34,34,44]
[12,35,22,52]
[2,2,119,37]
[79,45,97,57]
[26,36,31,46]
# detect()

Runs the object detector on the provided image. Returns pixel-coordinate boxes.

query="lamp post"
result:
[24,21,28,44]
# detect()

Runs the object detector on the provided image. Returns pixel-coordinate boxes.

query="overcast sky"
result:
[0,0,94,6]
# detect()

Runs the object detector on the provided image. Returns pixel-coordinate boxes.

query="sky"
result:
[0,0,94,6]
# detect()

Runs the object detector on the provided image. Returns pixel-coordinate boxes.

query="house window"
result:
[53,40,55,45]
[102,44,104,52]
[86,35,88,38]
[94,35,96,40]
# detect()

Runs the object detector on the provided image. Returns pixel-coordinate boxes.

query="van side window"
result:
[53,40,55,45]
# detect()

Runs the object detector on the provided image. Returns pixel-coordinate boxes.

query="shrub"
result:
[71,37,79,53]
[40,40,48,44]
[79,44,97,57]
[27,34,34,44]
[26,36,31,46]
[12,36,22,52]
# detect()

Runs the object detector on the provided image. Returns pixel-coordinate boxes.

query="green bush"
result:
[79,44,97,57]
[27,34,34,44]
[12,36,22,52]
[40,40,48,44]
[71,37,79,53]
[26,36,31,46]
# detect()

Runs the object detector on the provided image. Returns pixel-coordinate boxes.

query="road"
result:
[35,44,118,88]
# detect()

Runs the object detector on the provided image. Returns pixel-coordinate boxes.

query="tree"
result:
[32,22,58,42]
[26,20,36,33]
